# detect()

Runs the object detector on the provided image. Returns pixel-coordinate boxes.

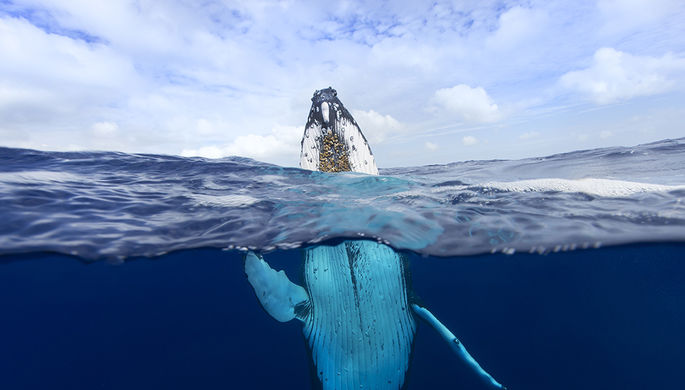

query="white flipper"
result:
[412,304,506,389]
[245,251,309,322]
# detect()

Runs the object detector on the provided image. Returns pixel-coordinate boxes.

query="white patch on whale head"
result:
[321,101,330,125]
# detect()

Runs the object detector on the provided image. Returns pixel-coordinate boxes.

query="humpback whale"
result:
[245,87,505,389]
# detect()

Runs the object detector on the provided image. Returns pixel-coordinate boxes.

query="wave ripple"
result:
[1,139,684,260]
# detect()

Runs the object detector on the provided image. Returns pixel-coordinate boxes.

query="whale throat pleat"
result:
[303,241,416,390]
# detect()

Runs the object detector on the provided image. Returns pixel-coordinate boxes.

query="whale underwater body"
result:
[245,87,505,389]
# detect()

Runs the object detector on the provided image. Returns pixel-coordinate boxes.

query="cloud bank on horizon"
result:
[1,0,684,167]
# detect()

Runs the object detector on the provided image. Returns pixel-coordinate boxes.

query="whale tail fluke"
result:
[411,304,506,389]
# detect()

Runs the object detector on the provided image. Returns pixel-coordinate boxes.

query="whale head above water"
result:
[300,87,379,175]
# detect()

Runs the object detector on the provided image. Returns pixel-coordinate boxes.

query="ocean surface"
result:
[1,138,684,389]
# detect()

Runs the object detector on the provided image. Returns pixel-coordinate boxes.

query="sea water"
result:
[1,139,684,389]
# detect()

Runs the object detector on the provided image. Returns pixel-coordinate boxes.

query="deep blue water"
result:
[1,138,684,389]
[1,245,684,389]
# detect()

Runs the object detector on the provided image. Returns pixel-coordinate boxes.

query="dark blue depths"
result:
[1,244,684,390]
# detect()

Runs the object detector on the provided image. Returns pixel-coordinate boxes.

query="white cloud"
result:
[424,141,438,151]
[351,109,402,144]
[462,136,478,146]
[519,131,540,140]
[486,6,548,50]
[0,16,138,91]
[91,121,118,136]
[0,16,140,126]
[195,119,217,135]
[181,125,302,166]
[560,48,685,104]
[600,130,613,139]
[0,83,49,106]
[0,2,684,166]
[432,84,501,123]
[598,0,681,35]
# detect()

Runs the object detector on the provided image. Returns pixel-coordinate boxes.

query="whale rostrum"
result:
[300,87,378,175]
[245,87,505,389]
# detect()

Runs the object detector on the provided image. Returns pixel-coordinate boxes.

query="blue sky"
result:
[1,0,684,167]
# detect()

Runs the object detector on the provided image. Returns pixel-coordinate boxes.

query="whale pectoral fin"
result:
[245,251,310,323]
[411,304,506,389]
